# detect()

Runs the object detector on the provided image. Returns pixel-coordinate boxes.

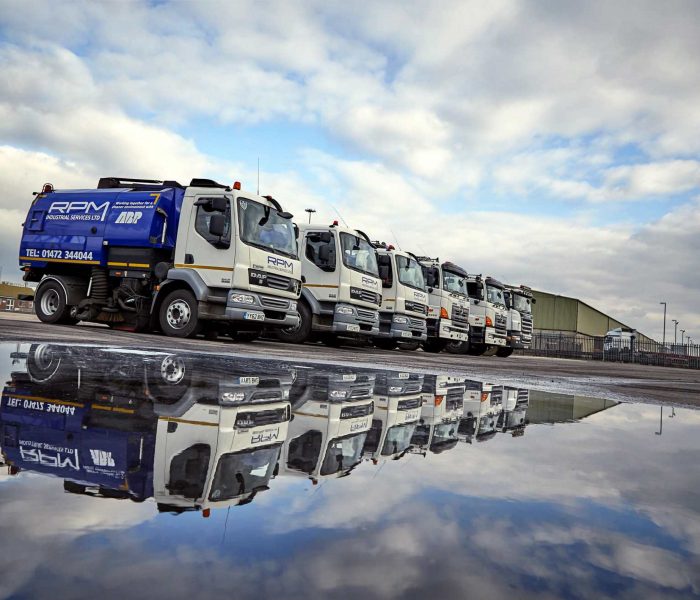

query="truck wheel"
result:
[277,301,312,344]
[159,289,201,338]
[496,347,514,358]
[445,341,469,354]
[374,339,398,350]
[398,341,421,351]
[35,280,76,324]
[482,346,499,357]
[422,338,447,353]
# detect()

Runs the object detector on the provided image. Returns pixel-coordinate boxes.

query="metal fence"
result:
[519,332,700,370]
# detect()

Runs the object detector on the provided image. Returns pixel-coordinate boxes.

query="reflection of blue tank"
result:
[0,383,156,501]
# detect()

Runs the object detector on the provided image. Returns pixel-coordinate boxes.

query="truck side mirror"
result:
[209,213,227,237]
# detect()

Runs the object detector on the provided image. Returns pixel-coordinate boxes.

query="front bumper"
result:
[427,318,469,341]
[507,330,531,349]
[485,327,507,346]
[378,312,427,341]
[223,288,300,327]
[331,303,379,336]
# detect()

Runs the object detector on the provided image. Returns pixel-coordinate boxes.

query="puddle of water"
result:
[1,342,699,599]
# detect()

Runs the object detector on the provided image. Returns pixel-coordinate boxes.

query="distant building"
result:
[532,290,655,344]
[0,282,35,313]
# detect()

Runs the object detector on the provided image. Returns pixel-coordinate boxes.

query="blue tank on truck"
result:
[18,177,302,337]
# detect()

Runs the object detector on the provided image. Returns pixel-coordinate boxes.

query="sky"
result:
[0,0,699,341]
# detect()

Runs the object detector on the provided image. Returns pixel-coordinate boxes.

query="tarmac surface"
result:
[2,313,699,406]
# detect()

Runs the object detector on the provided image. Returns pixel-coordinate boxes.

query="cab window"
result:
[305,232,336,272]
[194,197,231,248]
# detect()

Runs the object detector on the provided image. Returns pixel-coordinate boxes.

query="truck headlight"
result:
[329,389,349,400]
[231,294,256,305]
[393,315,409,324]
[336,305,354,315]
[389,385,403,393]
[289,301,297,312]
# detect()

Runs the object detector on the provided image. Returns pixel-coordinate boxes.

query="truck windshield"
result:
[209,444,281,501]
[430,422,459,451]
[237,197,298,258]
[396,256,426,291]
[486,285,505,305]
[339,233,379,277]
[512,294,532,313]
[320,432,368,475]
[443,270,467,295]
[381,423,418,456]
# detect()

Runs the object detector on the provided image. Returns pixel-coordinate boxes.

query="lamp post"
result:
[304,208,316,224]
[681,329,685,345]
[659,302,667,348]
[672,319,679,345]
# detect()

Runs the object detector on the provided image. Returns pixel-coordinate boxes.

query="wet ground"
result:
[0,340,698,599]
[2,314,700,405]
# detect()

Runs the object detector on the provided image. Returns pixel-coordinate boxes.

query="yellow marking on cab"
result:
[303,283,339,289]
[174,263,232,272]
[160,416,219,427]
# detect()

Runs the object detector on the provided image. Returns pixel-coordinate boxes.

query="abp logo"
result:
[115,211,143,224]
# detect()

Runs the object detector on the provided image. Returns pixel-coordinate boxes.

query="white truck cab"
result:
[410,375,466,455]
[373,243,428,350]
[278,222,382,344]
[476,384,504,442]
[464,275,508,355]
[501,285,535,357]
[604,327,637,352]
[280,371,375,483]
[154,397,290,513]
[496,387,529,435]
[417,258,470,353]
[362,371,424,462]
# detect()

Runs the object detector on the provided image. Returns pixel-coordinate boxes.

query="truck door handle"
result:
[184,254,194,264]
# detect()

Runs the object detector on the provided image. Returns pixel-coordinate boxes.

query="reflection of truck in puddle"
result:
[496,387,529,436]
[409,375,466,455]
[0,344,293,512]
[280,370,375,483]
[458,380,492,444]
[362,371,424,462]
[474,383,503,442]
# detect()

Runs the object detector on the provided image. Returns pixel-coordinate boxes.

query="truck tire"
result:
[445,341,469,354]
[35,280,76,324]
[468,344,487,356]
[496,347,514,358]
[422,338,447,353]
[277,301,312,344]
[398,341,421,351]
[159,289,201,338]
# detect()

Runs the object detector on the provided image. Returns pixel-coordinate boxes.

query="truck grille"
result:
[398,397,422,411]
[340,402,374,419]
[446,390,463,412]
[517,390,529,403]
[235,406,289,428]
[521,314,533,334]
[349,386,374,399]
[356,308,377,322]
[266,273,293,290]
[261,296,290,310]
[408,317,425,330]
[405,301,427,315]
[451,305,469,325]
[495,313,507,334]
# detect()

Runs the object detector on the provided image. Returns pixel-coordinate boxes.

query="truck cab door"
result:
[181,194,235,288]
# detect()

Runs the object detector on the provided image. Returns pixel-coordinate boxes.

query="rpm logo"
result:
[361,276,378,289]
[267,256,293,272]
[115,211,143,224]
[47,200,109,222]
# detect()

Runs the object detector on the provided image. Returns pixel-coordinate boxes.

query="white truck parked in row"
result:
[463,275,508,356]
[278,222,382,345]
[417,258,470,353]
[280,370,375,484]
[373,242,429,350]
[362,371,424,462]
[501,285,535,357]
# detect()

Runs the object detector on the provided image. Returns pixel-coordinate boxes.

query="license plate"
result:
[346,324,360,332]
[244,311,265,321]
[401,331,413,338]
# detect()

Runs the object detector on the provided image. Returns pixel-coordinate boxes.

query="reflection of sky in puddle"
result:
[0,342,699,599]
